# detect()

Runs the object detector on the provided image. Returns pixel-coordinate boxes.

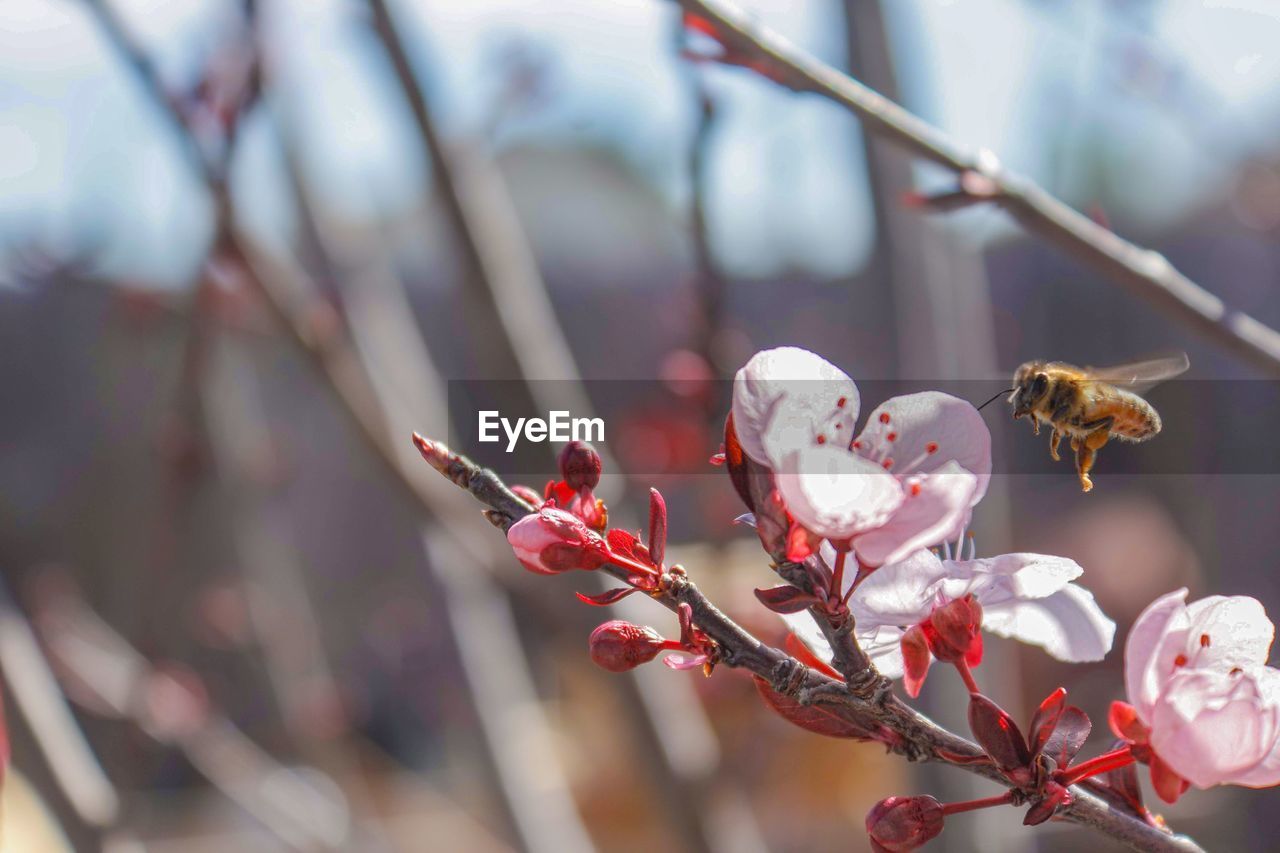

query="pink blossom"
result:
[1120,589,1280,794]
[785,546,1114,692]
[506,506,608,575]
[732,348,991,566]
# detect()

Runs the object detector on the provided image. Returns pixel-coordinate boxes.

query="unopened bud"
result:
[923,594,983,664]
[866,796,944,852]
[589,621,668,672]
[507,507,607,575]
[558,441,602,491]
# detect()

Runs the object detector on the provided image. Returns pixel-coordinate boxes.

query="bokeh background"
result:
[3,0,1280,850]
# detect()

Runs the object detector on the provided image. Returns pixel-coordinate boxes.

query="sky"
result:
[3,0,1280,286]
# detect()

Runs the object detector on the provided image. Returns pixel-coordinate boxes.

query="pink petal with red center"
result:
[855,391,991,501]
[731,347,859,468]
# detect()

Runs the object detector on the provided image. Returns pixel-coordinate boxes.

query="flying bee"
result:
[997,353,1189,492]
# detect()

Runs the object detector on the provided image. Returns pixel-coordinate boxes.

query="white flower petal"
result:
[1151,668,1280,789]
[1125,588,1192,722]
[938,553,1083,606]
[775,445,904,541]
[731,347,858,467]
[1185,595,1275,672]
[851,462,977,567]
[857,392,992,503]
[848,550,947,628]
[1227,668,1280,788]
[981,583,1116,663]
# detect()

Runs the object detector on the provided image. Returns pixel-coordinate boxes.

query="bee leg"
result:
[1073,419,1114,493]
[1031,417,1041,436]
[1074,443,1096,492]
[1049,429,1062,462]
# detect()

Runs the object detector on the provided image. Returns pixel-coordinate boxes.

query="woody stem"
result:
[1059,746,1137,787]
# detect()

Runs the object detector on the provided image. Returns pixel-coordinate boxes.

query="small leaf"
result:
[753,585,822,614]
[575,588,638,607]
[901,624,932,699]
[648,488,668,568]
[784,633,844,682]
[1029,687,1067,759]
[1042,706,1091,768]
[753,676,878,740]
[968,693,1030,773]
[606,529,653,567]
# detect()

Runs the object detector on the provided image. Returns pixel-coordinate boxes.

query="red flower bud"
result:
[558,441,602,491]
[507,507,607,575]
[923,594,983,664]
[589,621,668,672]
[866,796,944,851]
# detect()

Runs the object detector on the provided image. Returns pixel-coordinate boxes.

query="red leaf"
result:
[784,633,843,681]
[545,479,576,506]
[575,588,638,607]
[606,528,652,567]
[901,624,932,698]
[1029,687,1067,759]
[753,676,877,740]
[753,585,822,614]
[968,693,1030,773]
[1042,706,1091,769]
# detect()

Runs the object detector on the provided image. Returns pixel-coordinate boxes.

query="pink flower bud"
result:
[558,441,602,491]
[589,621,667,672]
[506,507,607,575]
[865,795,944,851]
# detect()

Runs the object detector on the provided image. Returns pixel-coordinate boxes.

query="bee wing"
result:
[1082,352,1190,393]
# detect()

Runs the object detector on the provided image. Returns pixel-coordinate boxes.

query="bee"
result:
[1004,353,1189,492]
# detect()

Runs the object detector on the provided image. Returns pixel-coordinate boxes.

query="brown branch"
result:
[677,0,1280,377]
[414,432,1207,853]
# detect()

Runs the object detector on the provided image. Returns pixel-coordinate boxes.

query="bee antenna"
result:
[976,388,1015,412]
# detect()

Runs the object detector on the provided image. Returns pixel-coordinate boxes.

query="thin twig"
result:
[414,434,1207,853]
[677,0,1280,377]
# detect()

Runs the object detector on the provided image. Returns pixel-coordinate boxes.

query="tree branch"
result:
[414,433,1207,853]
[677,0,1280,377]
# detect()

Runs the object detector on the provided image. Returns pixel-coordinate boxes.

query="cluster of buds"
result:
[513,440,607,530]
[589,602,716,674]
